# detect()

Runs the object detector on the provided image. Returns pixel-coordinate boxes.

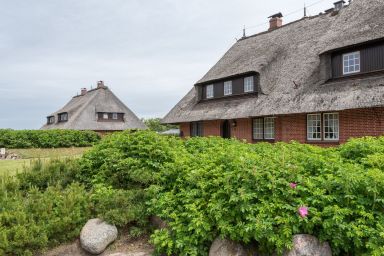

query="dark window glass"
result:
[58,113,68,122]
[190,122,203,137]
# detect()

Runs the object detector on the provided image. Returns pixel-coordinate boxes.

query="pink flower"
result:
[289,182,297,189]
[298,206,309,218]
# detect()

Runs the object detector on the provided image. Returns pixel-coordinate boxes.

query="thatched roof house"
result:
[163,0,384,145]
[41,81,146,132]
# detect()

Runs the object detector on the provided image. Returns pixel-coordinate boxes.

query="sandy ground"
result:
[41,234,154,256]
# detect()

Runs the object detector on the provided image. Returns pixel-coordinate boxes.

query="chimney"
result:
[81,88,87,95]
[97,80,105,88]
[333,0,345,11]
[268,13,283,31]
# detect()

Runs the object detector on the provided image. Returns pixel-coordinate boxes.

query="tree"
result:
[143,118,178,133]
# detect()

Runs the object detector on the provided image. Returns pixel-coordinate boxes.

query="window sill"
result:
[253,139,276,143]
[199,92,258,102]
[306,140,340,144]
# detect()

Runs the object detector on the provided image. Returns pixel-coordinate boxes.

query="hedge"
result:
[0,129,100,148]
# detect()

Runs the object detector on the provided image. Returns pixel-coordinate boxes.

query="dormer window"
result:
[343,51,360,75]
[224,81,232,96]
[58,112,68,122]
[206,84,214,98]
[47,116,55,124]
[112,113,118,119]
[103,113,109,119]
[244,76,254,92]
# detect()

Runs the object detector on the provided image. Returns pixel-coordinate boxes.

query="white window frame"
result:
[244,76,254,93]
[253,117,275,140]
[103,113,109,119]
[206,84,214,99]
[112,113,118,120]
[307,114,322,141]
[224,81,232,96]
[343,51,360,75]
[323,113,339,141]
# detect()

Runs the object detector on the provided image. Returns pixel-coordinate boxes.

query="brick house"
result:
[163,0,384,145]
[41,81,146,132]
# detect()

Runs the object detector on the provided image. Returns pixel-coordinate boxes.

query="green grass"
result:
[0,147,90,176]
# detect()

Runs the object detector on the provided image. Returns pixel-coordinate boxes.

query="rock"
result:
[209,237,248,256]
[150,216,168,229]
[80,218,118,255]
[284,234,332,256]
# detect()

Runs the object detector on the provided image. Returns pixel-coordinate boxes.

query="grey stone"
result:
[209,238,248,256]
[284,234,332,256]
[80,218,118,255]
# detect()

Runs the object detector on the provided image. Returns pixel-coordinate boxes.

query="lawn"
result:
[0,147,90,176]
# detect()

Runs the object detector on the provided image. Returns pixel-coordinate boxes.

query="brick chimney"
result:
[81,88,87,95]
[268,12,283,31]
[97,80,105,88]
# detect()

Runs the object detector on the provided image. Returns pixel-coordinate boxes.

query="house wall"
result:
[178,107,384,146]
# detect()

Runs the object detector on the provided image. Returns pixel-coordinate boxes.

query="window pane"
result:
[206,84,214,98]
[224,81,232,95]
[343,51,360,75]
[307,114,321,140]
[191,122,203,137]
[244,76,254,92]
[253,118,263,139]
[264,117,275,139]
[324,113,339,140]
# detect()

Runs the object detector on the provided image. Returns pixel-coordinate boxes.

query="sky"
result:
[0,0,336,129]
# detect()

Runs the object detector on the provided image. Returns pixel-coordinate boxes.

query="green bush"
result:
[0,183,92,255]
[149,137,384,255]
[0,129,100,148]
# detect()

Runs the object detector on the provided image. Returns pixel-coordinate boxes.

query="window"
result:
[190,122,203,137]
[103,113,109,119]
[307,114,321,140]
[343,51,360,75]
[324,113,339,140]
[224,81,232,96]
[47,116,55,124]
[252,117,275,140]
[244,76,254,92]
[58,113,68,122]
[206,84,214,99]
[264,117,275,139]
[112,113,118,120]
[307,113,339,141]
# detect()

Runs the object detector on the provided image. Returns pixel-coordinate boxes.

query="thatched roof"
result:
[163,0,384,124]
[41,86,146,131]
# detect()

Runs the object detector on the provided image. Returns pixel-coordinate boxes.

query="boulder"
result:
[284,234,332,256]
[209,238,248,256]
[80,218,118,254]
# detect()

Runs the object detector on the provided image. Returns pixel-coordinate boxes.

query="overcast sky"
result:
[0,0,336,129]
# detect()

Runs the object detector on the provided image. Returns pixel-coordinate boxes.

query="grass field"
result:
[0,147,90,176]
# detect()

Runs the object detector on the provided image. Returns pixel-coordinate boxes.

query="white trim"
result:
[342,51,360,75]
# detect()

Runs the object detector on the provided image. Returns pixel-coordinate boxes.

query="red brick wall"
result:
[179,107,384,145]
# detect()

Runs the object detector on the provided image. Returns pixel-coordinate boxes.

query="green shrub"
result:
[149,136,384,255]
[0,129,100,148]
[0,183,91,255]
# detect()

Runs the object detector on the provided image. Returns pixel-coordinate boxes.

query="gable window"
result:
[307,114,321,140]
[343,51,360,75]
[112,113,118,120]
[58,112,68,122]
[324,113,339,140]
[244,76,254,92]
[190,121,203,137]
[47,116,55,124]
[224,81,232,96]
[307,113,339,141]
[206,84,214,99]
[252,117,275,140]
